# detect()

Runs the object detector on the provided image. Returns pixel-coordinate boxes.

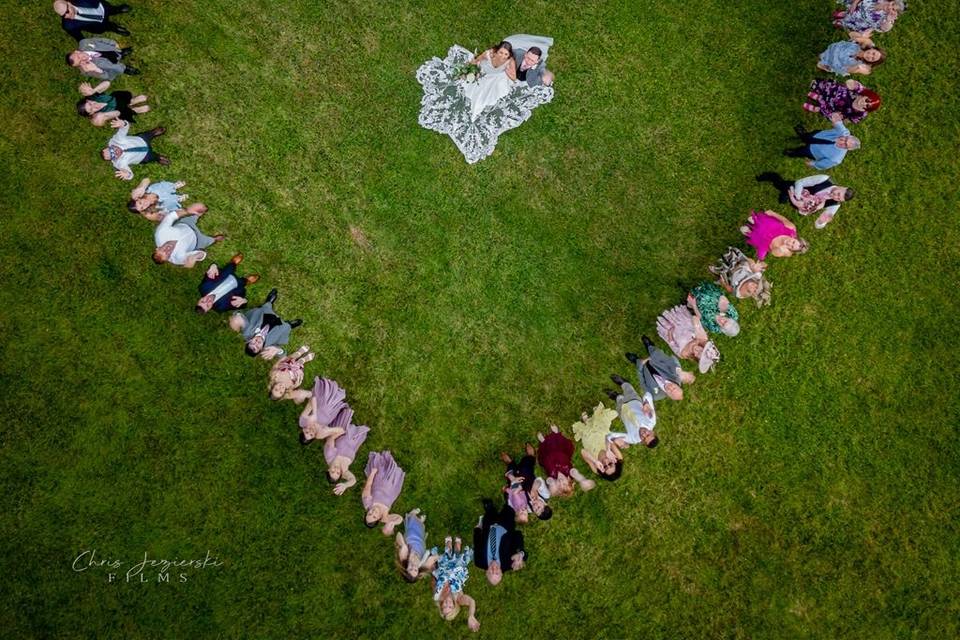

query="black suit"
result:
[472,500,526,570]
[61,0,128,41]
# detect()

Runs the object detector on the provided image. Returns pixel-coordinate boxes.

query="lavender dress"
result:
[324,411,371,466]
[299,377,347,429]
[363,451,405,510]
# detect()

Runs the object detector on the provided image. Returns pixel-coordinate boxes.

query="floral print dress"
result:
[430,547,474,600]
[809,79,870,124]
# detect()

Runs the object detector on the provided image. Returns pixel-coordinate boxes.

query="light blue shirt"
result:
[487,524,506,563]
[809,121,851,170]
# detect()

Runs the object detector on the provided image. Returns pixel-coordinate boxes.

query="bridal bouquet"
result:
[452,62,482,83]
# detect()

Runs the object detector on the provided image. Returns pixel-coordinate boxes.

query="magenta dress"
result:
[324,410,371,466]
[363,451,405,510]
[745,212,796,260]
[299,377,347,429]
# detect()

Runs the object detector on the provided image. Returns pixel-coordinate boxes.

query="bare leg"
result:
[133,105,151,114]
[131,94,148,104]
[536,432,545,443]
[570,467,596,492]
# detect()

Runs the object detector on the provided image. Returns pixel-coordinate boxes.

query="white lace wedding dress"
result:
[416,45,554,164]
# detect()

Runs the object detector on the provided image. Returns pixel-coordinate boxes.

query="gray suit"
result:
[78,37,126,80]
[513,48,546,88]
[240,302,292,352]
[637,345,683,401]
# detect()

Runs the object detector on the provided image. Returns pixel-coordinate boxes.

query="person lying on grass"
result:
[266,345,314,400]
[77,81,148,127]
[362,451,405,535]
[395,508,439,582]
[129,177,206,222]
[473,499,526,586]
[605,377,659,449]
[228,288,302,359]
[195,254,259,314]
[817,34,885,76]
[536,424,596,497]
[573,403,624,481]
[431,535,479,632]
[626,335,697,402]
[656,304,720,371]
[709,246,772,307]
[500,447,553,524]
[740,210,809,261]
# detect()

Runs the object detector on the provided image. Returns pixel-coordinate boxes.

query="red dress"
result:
[538,432,574,478]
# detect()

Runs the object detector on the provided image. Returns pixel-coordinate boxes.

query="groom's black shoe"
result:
[610,374,628,387]
[603,388,619,402]
[120,46,133,56]
[289,319,304,329]
[793,123,808,137]
[625,352,639,365]
[641,335,655,351]
[114,26,131,37]
[265,288,278,305]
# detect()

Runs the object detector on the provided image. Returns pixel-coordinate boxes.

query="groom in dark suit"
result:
[54,0,131,41]
[512,46,554,87]
[473,499,527,586]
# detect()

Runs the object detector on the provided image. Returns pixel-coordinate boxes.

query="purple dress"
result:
[324,414,371,466]
[299,377,347,429]
[809,79,870,124]
[363,451,405,510]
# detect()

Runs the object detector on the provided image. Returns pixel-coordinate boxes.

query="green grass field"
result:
[2,0,959,638]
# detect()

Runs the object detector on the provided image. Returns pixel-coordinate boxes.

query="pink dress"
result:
[363,451,405,510]
[299,377,347,429]
[745,211,796,260]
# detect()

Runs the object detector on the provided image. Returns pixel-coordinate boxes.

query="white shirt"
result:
[107,123,148,173]
[209,275,239,302]
[74,3,106,21]
[793,174,841,217]
[155,212,198,265]
[610,392,657,444]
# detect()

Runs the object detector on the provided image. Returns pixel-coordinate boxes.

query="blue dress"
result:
[147,181,182,213]
[430,547,473,600]
[819,41,862,76]
[403,514,427,558]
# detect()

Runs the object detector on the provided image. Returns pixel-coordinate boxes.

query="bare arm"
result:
[579,449,600,474]
[334,469,357,495]
[362,468,377,503]
[505,59,517,81]
[764,210,796,229]
[130,178,151,200]
[469,49,490,65]
[458,594,479,632]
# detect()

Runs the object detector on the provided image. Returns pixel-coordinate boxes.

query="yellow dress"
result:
[572,403,619,457]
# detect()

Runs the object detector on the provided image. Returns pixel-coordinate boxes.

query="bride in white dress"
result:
[416,34,555,164]
[461,42,517,121]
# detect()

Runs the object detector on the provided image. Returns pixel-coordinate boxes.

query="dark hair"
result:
[244,343,259,357]
[364,519,378,529]
[528,46,542,57]
[490,40,513,55]
[601,460,623,482]
[843,187,856,201]
[401,571,418,584]
[151,250,165,265]
[300,431,314,446]
[65,53,75,66]
[194,305,205,314]
[537,505,553,521]
[646,436,659,449]
[127,199,140,213]
[76,98,92,117]
[865,46,886,66]
[325,471,336,483]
